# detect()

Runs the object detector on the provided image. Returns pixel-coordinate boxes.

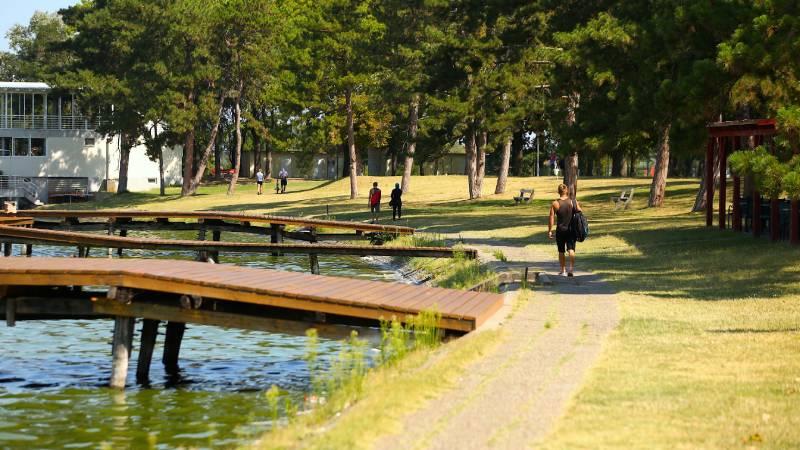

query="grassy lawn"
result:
[61,175,799,448]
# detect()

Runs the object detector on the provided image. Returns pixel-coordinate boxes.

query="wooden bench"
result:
[47,178,92,203]
[513,189,534,204]
[611,188,635,210]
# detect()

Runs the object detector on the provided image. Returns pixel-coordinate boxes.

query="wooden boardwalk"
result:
[0,225,476,259]
[0,257,502,332]
[0,210,414,234]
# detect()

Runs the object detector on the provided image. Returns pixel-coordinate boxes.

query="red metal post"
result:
[732,176,741,231]
[719,137,728,230]
[705,137,715,227]
[753,192,762,237]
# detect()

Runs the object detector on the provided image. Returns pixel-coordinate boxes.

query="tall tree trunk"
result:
[345,88,358,199]
[214,129,222,181]
[692,147,721,212]
[562,152,578,199]
[227,92,243,195]
[252,129,261,178]
[118,134,132,194]
[265,138,273,180]
[190,94,225,194]
[401,94,419,194]
[153,126,164,196]
[495,134,512,194]
[511,130,524,176]
[649,122,672,207]
[465,127,478,199]
[611,152,624,177]
[474,131,487,197]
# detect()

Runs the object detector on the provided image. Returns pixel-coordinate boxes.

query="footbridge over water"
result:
[0,258,504,389]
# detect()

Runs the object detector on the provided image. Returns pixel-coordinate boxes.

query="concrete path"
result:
[374,243,619,450]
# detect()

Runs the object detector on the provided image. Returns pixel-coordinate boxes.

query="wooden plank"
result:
[0,226,472,259]
[91,297,379,340]
[0,258,504,332]
[1,210,414,234]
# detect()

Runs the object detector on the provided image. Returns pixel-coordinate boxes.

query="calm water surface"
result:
[0,230,402,449]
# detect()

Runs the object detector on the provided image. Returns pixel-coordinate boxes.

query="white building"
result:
[0,81,182,204]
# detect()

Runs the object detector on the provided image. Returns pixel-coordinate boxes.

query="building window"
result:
[31,138,46,157]
[0,137,11,157]
[84,137,95,146]
[13,138,29,156]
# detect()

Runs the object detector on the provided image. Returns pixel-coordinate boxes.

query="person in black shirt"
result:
[547,183,582,277]
[390,183,403,220]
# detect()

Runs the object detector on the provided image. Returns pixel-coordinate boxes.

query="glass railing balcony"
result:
[0,114,103,130]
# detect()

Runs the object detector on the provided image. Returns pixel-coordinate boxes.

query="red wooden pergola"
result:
[705,119,798,244]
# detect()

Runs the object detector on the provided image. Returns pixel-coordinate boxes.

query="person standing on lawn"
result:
[256,168,264,195]
[278,167,288,193]
[368,182,382,224]
[390,183,402,220]
[548,183,582,277]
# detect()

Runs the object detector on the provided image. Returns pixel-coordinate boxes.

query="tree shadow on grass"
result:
[580,226,800,301]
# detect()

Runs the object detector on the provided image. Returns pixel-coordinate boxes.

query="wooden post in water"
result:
[110,316,135,389]
[270,224,283,257]
[117,230,127,257]
[25,244,32,257]
[5,298,16,327]
[309,253,320,275]
[162,321,186,375]
[3,243,11,257]
[197,220,207,262]
[107,218,115,258]
[210,230,221,263]
[136,319,159,384]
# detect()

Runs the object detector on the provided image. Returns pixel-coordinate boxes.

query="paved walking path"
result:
[375,242,620,449]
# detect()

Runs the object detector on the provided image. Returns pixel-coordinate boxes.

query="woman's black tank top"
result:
[556,199,573,232]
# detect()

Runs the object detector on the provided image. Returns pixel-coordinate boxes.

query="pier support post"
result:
[107,219,115,258]
[136,319,159,384]
[270,224,283,257]
[309,253,320,275]
[5,298,15,327]
[162,321,186,375]
[210,230,221,263]
[3,243,11,257]
[25,244,32,257]
[197,220,207,262]
[117,230,127,257]
[110,316,135,389]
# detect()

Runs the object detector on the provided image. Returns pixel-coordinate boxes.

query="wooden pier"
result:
[0,257,504,388]
[0,210,414,241]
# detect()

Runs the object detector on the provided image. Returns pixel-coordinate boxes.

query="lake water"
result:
[0,230,403,449]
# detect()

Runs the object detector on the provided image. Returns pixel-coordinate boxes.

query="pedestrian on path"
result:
[256,168,264,195]
[390,183,402,220]
[547,183,582,277]
[368,182,382,224]
[278,167,288,193]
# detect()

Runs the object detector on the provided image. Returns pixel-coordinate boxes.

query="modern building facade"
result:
[0,81,182,204]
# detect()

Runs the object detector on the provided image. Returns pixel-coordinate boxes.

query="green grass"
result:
[62,174,800,448]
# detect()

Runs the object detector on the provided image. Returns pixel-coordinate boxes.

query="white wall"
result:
[0,128,182,193]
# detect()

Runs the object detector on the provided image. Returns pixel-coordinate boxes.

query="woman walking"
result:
[547,183,582,276]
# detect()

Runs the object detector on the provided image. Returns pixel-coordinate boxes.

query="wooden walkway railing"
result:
[0,225,476,260]
[0,210,414,234]
[0,257,505,388]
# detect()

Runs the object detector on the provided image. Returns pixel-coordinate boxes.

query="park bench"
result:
[47,177,92,203]
[513,189,534,204]
[611,188,634,210]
